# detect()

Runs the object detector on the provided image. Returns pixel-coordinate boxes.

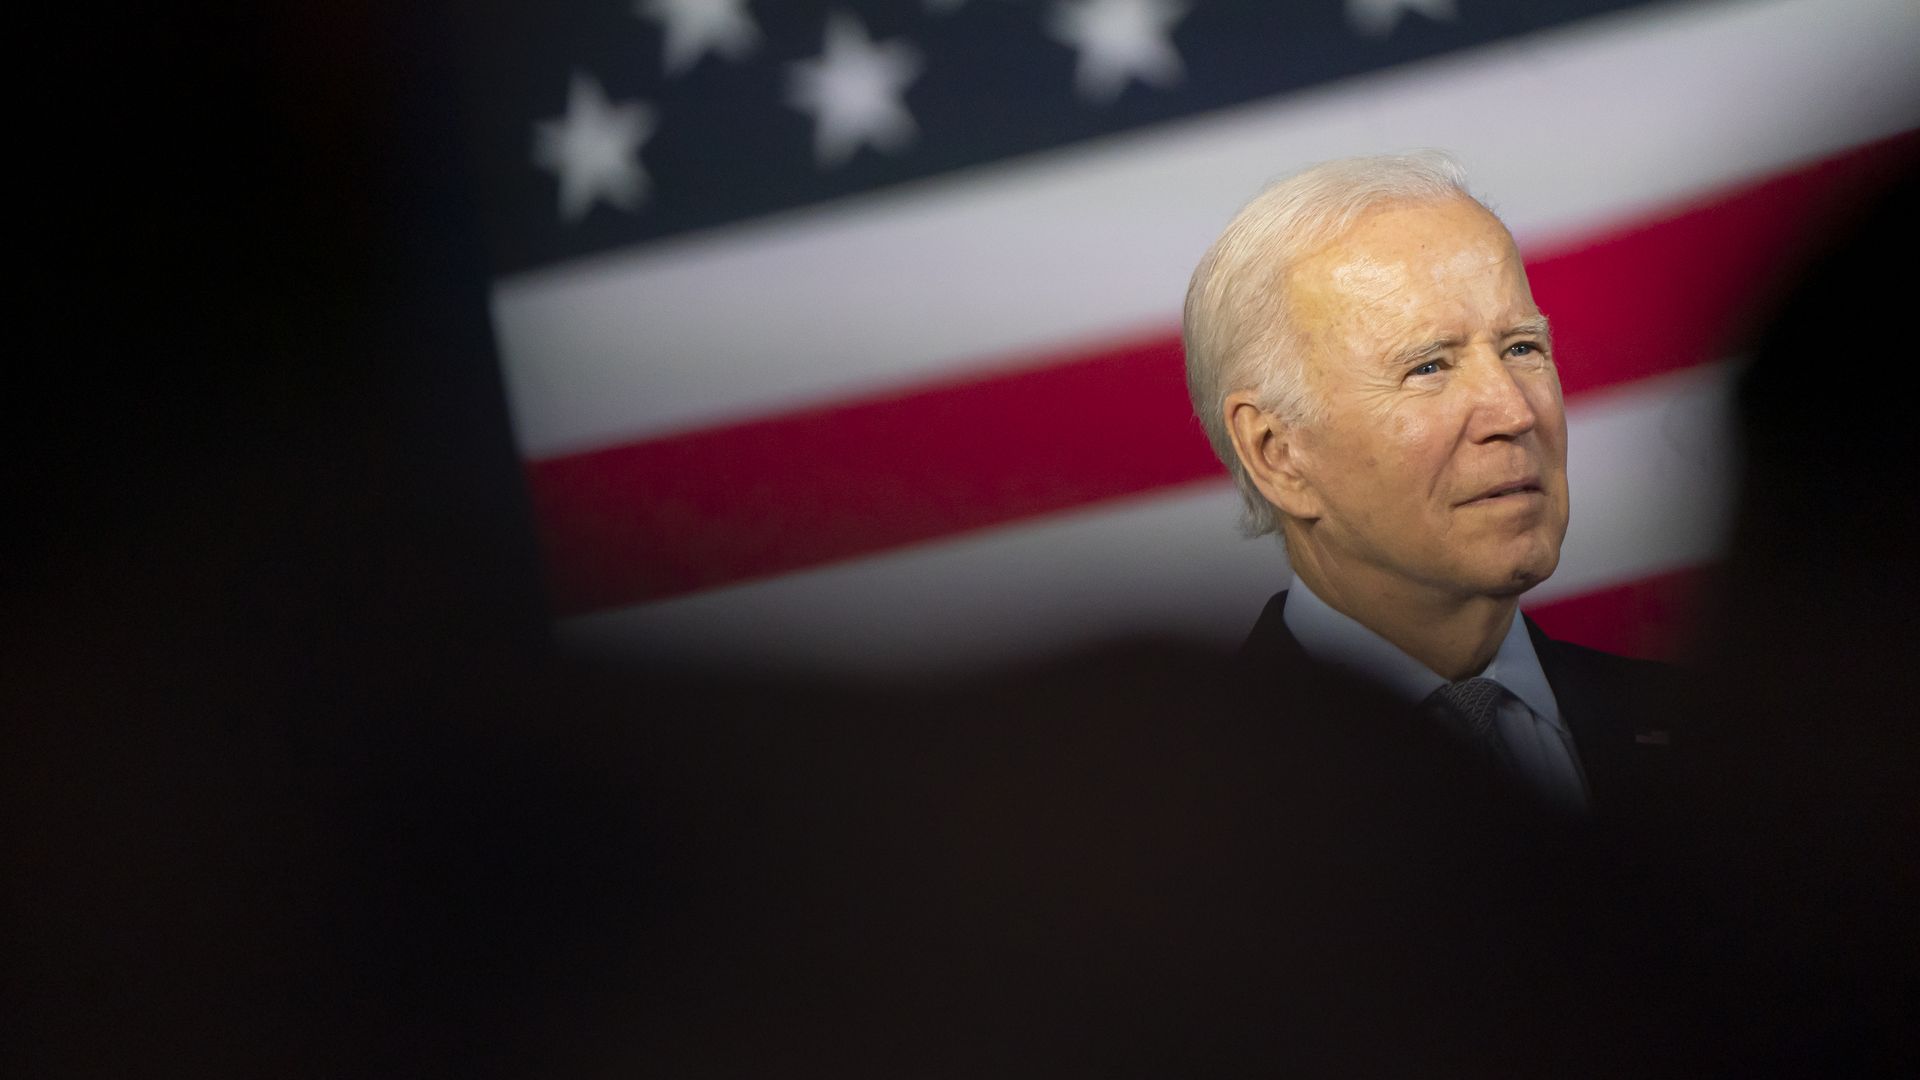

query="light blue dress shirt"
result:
[1281,574,1591,814]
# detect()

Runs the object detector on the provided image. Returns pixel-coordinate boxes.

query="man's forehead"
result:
[1288,203,1526,306]
[1299,199,1515,279]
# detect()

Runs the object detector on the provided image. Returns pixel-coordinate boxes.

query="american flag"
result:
[454,0,1920,673]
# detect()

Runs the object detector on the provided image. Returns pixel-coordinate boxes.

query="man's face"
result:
[1280,196,1569,601]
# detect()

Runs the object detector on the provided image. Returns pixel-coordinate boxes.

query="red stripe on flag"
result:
[530,336,1210,613]
[530,134,1914,614]
[1527,565,1713,663]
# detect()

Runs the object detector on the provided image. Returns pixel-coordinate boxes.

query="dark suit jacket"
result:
[1240,590,1680,820]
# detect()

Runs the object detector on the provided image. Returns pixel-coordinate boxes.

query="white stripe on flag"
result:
[560,363,1740,673]
[493,0,1920,459]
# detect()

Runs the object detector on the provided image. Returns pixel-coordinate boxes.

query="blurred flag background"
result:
[452,0,1919,673]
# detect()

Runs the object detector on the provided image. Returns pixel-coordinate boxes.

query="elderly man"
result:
[1184,152,1669,817]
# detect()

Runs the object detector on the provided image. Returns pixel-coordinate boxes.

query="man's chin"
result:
[1498,553,1560,596]
[1461,547,1560,598]
[1489,572,1548,598]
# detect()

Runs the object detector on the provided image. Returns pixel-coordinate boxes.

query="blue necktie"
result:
[1425,677,1591,815]
[1424,676,1519,773]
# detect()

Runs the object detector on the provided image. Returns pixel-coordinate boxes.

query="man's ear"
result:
[1224,391,1321,521]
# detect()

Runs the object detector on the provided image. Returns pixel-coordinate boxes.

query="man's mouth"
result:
[1465,478,1543,504]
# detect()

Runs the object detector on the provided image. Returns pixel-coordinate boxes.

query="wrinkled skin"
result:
[1229,195,1569,672]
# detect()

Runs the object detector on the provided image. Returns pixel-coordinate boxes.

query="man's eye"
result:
[1410,361,1441,376]
[1507,341,1541,357]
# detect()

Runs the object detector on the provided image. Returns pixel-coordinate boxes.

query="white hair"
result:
[1182,150,1492,537]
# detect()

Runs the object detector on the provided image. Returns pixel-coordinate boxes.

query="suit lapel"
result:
[1525,616,1637,812]
[1246,597,1663,818]
[1240,590,1308,666]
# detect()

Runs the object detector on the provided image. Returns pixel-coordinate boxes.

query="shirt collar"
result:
[1281,573,1564,731]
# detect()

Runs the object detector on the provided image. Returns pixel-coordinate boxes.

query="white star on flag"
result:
[1048,0,1189,104]
[1346,0,1459,38]
[786,12,923,170]
[636,0,761,77]
[532,72,657,223]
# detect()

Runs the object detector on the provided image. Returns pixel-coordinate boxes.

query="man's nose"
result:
[1465,348,1538,441]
